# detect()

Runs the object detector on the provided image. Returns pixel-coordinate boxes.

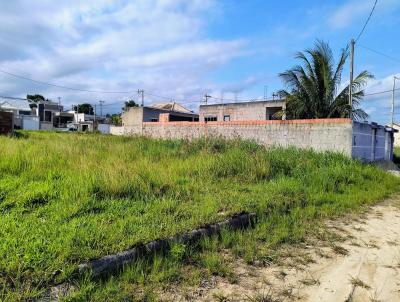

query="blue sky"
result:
[0,0,399,124]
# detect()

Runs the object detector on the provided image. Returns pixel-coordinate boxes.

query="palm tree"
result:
[278,40,373,120]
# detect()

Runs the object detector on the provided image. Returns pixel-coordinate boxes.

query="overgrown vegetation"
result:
[0,131,398,301]
[393,146,400,165]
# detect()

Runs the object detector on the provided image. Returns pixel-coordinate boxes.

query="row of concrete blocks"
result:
[46,212,256,301]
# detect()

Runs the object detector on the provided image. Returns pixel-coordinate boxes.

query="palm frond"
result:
[280,40,373,120]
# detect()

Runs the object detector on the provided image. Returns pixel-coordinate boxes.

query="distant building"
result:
[57,111,106,132]
[54,111,74,128]
[0,96,31,128]
[390,123,400,147]
[122,103,199,127]
[35,100,64,130]
[199,100,286,122]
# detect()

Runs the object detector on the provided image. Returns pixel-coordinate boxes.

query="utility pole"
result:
[349,39,355,119]
[264,85,268,101]
[204,94,211,105]
[94,104,97,122]
[74,104,78,125]
[99,101,105,117]
[391,76,399,127]
[58,97,61,128]
[137,89,144,107]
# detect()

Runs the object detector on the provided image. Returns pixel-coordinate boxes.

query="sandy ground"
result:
[169,198,400,302]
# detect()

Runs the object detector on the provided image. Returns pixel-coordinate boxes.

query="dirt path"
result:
[304,203,400,302]
[173,198,400,301]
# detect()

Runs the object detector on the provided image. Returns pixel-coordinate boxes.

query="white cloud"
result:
[0,0,249,112]
[359,73,400,124]
[328,0,400,29]
[328,1,373,29]
[364,73,400,96]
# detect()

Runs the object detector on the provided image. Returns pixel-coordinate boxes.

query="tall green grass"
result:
[0,131,398,300]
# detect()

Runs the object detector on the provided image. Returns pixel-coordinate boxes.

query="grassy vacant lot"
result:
[0,132,399,300]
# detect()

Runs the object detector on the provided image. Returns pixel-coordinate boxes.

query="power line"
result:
[364,87,400,97]
[0,67,282,106]
[0,68,203,105]
[355,0,378,42]
[0,68,134,94]
[0,94,27,100]
[358,44,400,64]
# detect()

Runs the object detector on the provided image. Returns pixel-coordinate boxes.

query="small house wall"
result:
[40,122,54,130]
[22,116,40,130]
[98,124,111,134]
[352,121,393,162]
[199,101,286,122]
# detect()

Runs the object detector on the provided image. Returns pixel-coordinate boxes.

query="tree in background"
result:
[105,113,122,125]
[111,114,122,125]
[123,100,138,111]
[73,103,94,114]
[27,94,45,102]
[278,40,372,120]
[26,94,46,108]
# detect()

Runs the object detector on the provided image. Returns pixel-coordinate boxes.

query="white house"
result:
[0,96,31,129]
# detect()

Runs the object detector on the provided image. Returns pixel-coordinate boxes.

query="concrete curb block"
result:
[78,212,256,278]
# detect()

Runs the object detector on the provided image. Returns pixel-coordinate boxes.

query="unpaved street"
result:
[180,198,400,302]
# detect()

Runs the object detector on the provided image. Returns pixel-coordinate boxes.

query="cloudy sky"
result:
[1,0,400,123]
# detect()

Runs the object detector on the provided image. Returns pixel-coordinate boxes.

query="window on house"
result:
[150,118,158,122]
[204,116,217,122]
[223,115,230,122]
[44,110,52,122]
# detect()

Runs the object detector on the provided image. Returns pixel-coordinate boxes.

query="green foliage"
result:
[110,114,122,125]
[393,146,400,165]
[73,103,94,114]
[26,94,46,108]
[279,40,373,120]
[26,94,45,103]
[123,100,139,111]
[0,132,398,300]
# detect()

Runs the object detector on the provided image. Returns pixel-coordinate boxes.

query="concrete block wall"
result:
[110,126,126,136]
[40,122,53,131]
[140,119,353,155]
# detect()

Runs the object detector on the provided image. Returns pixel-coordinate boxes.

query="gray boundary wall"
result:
[110,119,396,161]
[121,118,354,155]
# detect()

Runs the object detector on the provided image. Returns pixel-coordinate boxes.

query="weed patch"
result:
[0,132,399,301]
